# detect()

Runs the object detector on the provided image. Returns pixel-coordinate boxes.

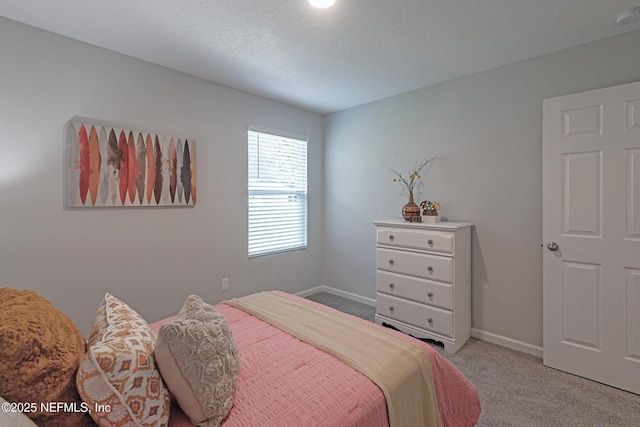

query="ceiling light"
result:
[616,6,640,25]
[309,0,335,9]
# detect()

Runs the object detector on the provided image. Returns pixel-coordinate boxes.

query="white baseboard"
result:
[295,286,325,298]
[295,285,377,307]
[471,328,543,359]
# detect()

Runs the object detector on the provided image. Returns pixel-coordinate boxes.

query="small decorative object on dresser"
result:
[420,200,441,223]
[373,219,472,353]
[388,157,439,222]
[402,192,422,222]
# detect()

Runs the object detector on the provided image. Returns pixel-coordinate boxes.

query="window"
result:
[248,126,308,257]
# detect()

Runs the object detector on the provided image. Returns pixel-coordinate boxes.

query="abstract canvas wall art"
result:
[66,117,196,207]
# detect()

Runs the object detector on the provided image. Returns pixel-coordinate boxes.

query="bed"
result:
[150,291,481,427]
[0,288,481,427]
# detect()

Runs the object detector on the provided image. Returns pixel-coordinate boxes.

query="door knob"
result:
[547,242,559,251]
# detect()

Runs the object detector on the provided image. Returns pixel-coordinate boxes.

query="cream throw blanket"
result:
[226,291,442,427]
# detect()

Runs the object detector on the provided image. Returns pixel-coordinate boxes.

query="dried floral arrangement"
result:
[388,157,440,194]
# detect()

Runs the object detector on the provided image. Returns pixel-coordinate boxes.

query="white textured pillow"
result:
[155,295,240,427]
[0,396,38,427]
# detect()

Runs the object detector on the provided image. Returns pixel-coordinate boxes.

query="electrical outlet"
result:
[221,278,229,292]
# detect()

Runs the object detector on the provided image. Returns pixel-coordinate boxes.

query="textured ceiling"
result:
[2,0,640,114]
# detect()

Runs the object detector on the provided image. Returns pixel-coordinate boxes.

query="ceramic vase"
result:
[402,192,421,222]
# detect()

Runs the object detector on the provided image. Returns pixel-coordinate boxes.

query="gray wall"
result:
[0,17,324,336]
[323,29,640,352]
[4,15,640,353]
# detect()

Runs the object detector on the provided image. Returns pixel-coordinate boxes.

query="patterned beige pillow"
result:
[77,293,170,427]
[155,295,240,427]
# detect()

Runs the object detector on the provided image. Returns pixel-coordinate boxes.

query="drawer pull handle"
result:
[389,283,395,289]
[427,266,433,272]
[389,306,394,312]
[389,259,395,266]
[389,235,394,241]
[427,239,433,245]
[427,292,433,297]
[427,317,433,324]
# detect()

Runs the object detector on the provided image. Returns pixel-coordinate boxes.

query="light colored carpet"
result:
[306,292,640,427]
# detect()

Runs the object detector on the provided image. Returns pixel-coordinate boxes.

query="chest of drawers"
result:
[374,220,472,353]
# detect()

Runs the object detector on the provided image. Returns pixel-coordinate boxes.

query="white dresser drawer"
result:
[377,270,453,310]
[377,227,454,254]
[377,248,453,283]
[377,293,453,337]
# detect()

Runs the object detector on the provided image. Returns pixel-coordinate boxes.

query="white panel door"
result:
[543,81,640,394]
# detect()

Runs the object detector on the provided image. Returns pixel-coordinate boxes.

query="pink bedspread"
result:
[150,295,480,427]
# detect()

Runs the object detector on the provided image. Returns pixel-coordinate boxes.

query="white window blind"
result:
[248,127,308,257]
